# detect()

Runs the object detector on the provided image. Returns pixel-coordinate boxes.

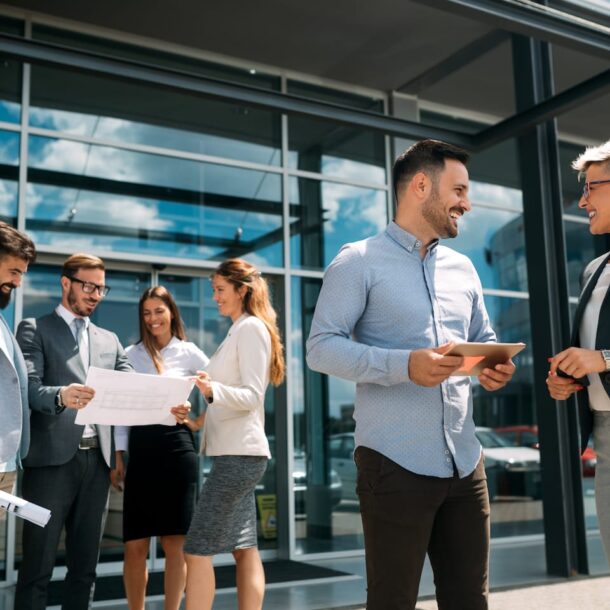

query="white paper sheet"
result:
[0,490,51,527]
[75,367,194,426]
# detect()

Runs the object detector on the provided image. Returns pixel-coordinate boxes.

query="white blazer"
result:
[203,314,271,458]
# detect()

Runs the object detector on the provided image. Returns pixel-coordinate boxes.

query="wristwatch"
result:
[602,350,610,372]
[55,388,66,414]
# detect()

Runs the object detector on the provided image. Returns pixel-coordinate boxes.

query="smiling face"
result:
[0,255,28,310]
[61,267,105,317]
[421,158,471,239]
[142,297,173,347]
[212,275,246,322]
[579,162,610,235]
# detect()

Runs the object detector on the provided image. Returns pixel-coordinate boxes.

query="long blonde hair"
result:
[138,286,187,373]
[214,259,285,386]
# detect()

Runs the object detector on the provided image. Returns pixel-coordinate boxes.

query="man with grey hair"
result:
[548,138,610,562]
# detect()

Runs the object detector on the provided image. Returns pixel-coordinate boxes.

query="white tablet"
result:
[445,342,526,376]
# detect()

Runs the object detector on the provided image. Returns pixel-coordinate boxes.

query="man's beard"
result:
[0,283,15,310]
[422,186,458,239]
[68,286,96,317]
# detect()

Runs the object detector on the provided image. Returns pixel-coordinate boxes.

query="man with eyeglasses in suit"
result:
[15,253,132,610]
[548,139,610,564]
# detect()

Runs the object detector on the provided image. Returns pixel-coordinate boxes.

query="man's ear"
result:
[411,171,429,199]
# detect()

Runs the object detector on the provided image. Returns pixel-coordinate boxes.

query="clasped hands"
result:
[546,347,605,401]
[408,342,515,391]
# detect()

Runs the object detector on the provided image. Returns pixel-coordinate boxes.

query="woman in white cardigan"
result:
[173,258,285,610]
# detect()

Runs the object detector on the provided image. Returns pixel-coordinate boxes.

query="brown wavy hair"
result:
[138,286,187,373]
[214,259,285,386]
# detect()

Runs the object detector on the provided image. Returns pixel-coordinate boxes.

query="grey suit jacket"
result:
[571,251,610,452]
[16,311,132,468]
[0,314,29,464]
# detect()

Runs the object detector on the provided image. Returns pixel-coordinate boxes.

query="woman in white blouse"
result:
[112,286,208,610]
[174,258,285,610]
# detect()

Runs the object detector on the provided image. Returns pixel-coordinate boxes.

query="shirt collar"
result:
[56,303,90,329]
[160,336,181,352]
[385,222,438,255]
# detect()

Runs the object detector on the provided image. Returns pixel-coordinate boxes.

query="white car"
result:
[475,427,541,500]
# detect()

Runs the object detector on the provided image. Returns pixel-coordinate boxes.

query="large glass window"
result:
[29,66,282,167]
[0,130,19,226]
[292,277,362,554]
[26,136,283,265]
[0,17,22,124]
[287,82,386,184]
[289,177,388,270]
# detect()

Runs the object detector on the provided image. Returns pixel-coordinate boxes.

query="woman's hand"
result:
[170,401,205,432]
[548,347,605,379]
[171,400,191,425]
[193,371,214,401]
[110,451,126,492]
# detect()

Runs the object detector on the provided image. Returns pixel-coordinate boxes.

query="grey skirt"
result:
[184,455,268,556]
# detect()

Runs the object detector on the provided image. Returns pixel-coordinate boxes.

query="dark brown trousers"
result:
[355,446,490,610]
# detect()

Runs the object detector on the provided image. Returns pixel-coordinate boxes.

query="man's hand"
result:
[409,343,464,387]
[548,347,605,379]
[60,383,95,410]
[478,360,515,391]
[110,451,125,492]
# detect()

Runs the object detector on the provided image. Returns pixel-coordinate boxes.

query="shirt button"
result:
[445,450,449,454]
[415,240,421,248]
[446,458,451,463]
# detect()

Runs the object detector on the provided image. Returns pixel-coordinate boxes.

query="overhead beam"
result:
[397,30,510,94]
[473,67,610,150]
[0,33,472,148]
[411,0,610,59]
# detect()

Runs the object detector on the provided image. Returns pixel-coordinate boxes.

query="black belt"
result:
[78,436,100,450]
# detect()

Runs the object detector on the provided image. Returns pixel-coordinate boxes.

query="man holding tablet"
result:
[307,139,516,610]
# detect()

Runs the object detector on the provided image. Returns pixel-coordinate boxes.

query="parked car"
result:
[329,433,358,502]
[476,427,542,500]
[494,425,597,477]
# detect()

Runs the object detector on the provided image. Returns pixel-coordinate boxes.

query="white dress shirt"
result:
[203,314,271,458]
[55,304,97,438]
[114,337,209,451]
[580,265,610,411]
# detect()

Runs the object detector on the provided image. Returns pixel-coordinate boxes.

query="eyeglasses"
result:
[66,276,111,297]
[582,179,610,201]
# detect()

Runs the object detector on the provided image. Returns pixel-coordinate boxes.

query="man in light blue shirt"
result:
[307,140,515,610]
[0,222,36,504]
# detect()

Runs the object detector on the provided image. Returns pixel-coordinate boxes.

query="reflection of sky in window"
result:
[26,136,283,264]
[29,106,281,167]
[0,101,20,124]
[560,0,610,13]
[0,180,18,218]
[290,178,387,269]
[287,151,386,185]
[0,130,20,164]
[450,206,523,291]
[28,136,281,201]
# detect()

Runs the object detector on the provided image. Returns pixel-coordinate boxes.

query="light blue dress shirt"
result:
[306,222,496,478]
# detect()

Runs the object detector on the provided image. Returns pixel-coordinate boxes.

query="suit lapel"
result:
[51,311,87,380]
[571,253,610,346]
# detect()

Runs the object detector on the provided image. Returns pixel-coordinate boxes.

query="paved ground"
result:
[337,575,610,610]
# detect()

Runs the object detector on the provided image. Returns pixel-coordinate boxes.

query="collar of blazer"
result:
[571,252,610,346]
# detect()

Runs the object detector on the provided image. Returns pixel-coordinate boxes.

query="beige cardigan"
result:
[202,314,271,458]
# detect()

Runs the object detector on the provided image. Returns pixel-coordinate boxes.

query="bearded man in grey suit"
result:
[0,222,36,502]
[15,253,132,610]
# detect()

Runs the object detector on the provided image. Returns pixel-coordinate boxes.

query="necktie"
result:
[73,318,88,369]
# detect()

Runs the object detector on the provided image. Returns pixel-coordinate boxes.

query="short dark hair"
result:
[392,139,470,202]
[0,221,36,264]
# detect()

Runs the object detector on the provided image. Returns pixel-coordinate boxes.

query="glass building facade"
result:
[0,1,608,589]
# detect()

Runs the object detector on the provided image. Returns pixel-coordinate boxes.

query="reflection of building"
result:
[1,0,609,598]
